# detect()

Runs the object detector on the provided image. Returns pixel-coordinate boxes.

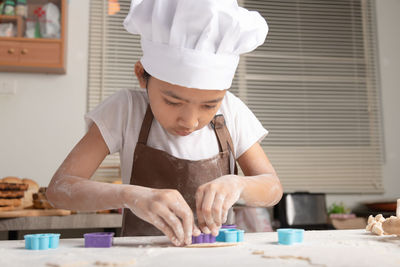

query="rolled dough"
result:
[185,242,240,248]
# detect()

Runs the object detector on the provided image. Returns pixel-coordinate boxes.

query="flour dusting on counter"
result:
[0,231,400,267]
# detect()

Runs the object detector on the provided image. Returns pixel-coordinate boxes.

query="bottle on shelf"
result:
[15,0,27,18]
[3,0,16,15]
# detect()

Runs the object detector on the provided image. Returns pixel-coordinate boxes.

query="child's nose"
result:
[178,109,199,129]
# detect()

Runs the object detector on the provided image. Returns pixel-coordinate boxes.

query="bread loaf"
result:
[21,178,40,209]
[0,177,39,211]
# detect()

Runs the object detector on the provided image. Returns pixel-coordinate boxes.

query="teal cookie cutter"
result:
[277,228,304,245]
[216,228,244,242]
[24,233,60,250]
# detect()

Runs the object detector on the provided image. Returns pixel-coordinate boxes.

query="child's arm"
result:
[47,124,197,246]
[46,123,120,210]
[195,142,282,236]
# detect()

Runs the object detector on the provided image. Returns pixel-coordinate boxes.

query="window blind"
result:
[87,0,140,181]
[238,0,383,193]
[87,0,384,192]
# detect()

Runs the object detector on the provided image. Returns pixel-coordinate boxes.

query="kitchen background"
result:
[0,0,399,220]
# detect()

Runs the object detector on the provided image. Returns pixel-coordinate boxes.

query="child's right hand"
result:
[123,185,200,246]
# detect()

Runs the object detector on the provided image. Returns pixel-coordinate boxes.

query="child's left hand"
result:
[195,175,245,236]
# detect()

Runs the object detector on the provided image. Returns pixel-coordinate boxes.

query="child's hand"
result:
[123,186,200,246]
[195,175,245,236]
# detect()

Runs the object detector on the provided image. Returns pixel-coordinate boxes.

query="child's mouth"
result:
[175,130,192,136]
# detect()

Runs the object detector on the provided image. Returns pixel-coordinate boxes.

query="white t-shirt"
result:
[85,88,268,184]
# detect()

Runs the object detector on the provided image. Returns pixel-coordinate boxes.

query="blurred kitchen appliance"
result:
[274,192,333,230]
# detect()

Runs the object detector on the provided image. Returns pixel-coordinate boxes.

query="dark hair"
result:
[143,69,151,81]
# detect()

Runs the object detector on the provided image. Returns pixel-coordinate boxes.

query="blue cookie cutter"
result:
[277,228,304,245]
[191,225,244,244]
[24,233,60,250]
[216,228,244,242]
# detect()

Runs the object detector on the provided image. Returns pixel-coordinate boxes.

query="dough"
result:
[185,242,240,248]
[382,217,400,236]
[366,214,386,235]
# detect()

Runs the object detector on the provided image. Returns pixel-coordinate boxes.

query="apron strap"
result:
[211,115,238,175]
[211,115,235,156]
[137,105,154,144]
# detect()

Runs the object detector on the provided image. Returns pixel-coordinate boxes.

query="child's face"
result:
[147,76,227,136]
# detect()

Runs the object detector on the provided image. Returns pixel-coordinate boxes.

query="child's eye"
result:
[164,99,181,106]
[203,105,217,110]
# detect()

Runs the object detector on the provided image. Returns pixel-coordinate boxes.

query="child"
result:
[47,0,283,247]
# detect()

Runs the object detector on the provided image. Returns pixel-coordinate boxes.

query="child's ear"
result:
[134,61,147,88]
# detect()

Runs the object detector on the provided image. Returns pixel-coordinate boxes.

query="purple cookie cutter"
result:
[221,224,237,229]
[191,225,238,244]
[191,233,216,244]
[84,232,114,248]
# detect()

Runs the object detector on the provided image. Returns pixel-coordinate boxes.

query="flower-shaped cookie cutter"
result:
[24,233,60,250]
[216,228,244,242]
[191,225,244,244]
[277,228,304,245]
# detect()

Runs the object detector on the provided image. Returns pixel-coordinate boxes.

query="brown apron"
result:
[121,105,238,236]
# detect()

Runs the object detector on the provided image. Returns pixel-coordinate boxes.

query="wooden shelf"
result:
[0,15,24,37]
[0,0,67,74]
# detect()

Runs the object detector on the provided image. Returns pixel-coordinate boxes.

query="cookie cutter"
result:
[277,228,304,245]
[84,232,114,248]
[192,225,244,244]
[216,228,244,242]
[191,233,217,244]
[221,224,237,229]
[24,233,60,250]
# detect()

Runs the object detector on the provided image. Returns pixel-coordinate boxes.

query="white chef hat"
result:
[124,0,268,90]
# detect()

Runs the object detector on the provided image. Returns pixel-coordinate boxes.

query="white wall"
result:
[0,1,398,208]
[0,1,89,186]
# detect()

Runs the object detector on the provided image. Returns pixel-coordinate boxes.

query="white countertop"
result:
[0,230,399,267]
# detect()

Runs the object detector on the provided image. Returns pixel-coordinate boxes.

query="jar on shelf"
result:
[15,0,27,18]
[3,0,16,15]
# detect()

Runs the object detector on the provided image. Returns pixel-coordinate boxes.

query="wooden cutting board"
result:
[0,209,71,218]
